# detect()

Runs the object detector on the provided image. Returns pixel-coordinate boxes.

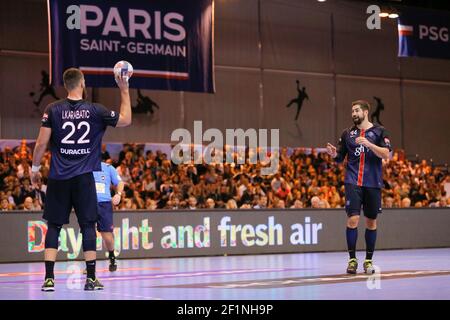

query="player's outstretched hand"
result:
[326,143,337,158]
[115,74,129,91]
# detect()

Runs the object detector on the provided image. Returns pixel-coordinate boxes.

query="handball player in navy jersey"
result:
[31,68,131,291]
[326,100,391,274]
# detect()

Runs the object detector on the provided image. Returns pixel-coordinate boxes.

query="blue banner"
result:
[398,8,450,60]
[48,0,215,93]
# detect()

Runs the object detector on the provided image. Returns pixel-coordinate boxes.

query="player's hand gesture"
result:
[355,137,371,148]
[326,143,337,158]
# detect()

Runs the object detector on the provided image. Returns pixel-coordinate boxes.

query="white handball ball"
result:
[113,60,133,82]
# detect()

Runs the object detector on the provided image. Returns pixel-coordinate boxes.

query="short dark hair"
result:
[352,100,371,112]
[63,68,84,91]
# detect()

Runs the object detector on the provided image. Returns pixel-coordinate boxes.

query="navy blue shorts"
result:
[43,173,98,225]
[345,183,382,219]
[97,201,114,232]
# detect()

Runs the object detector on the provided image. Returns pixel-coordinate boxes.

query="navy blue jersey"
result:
[335,124,392,188]
[41,99,119,180]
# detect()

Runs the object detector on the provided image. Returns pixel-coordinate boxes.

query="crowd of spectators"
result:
[1,141,449,211]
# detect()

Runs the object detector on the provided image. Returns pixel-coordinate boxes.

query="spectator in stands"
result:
[226,199,238,209]
[276,199,286,208]
[236,176,248,199]
[23,197,34,211]
[1,197,12,211]
[276,181,292,203]
[188,196,197,210]
[239,182,254,207]
[170,197,181,210]
[437,197,447,208]
[145,199,158,210]
[33,198,42,210]
[20,178,35,203]
[254,195,268,209]
[11,186,22,208]
[133,191,145,209]
[311,196,321,209]
[0,142,448,211]
[205,198,216,209]
[393,193,402,208]
[5,191,15,208]
[318,192,331,208]
[116,161,132,184]
[142,173,156,192]
[31,178,46,208]
[383,196,394,208]
[216,184,231,204]
[401,197,412,208]
[121,198,137,210]
[130,166,141,183]
[328,186,341,208]
[17,159,31,179]
[290,200,304,209]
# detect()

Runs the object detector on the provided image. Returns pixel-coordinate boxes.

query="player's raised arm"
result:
[115,74,132,127]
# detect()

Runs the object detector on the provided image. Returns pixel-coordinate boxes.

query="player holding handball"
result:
[31,67,131,291]
[326,100,391,274]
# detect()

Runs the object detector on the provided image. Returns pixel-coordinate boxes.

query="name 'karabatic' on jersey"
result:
[41,99,119,180]
[334,124,392,188]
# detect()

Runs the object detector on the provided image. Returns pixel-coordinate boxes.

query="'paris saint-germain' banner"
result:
[398,8,450,60]
[48,0,215,93]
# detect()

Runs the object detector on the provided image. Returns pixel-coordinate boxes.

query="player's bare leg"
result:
[44,248,58,261]
[84,251,96,262]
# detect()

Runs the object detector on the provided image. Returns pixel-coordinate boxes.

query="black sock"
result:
[365,229,377,260]
[109,251,115,260]
[45,261,55,280]
[346,227,358,259]
[86,260,96,280]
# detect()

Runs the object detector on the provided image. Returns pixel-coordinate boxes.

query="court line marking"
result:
[148,270,450,289]
[0,267,162,278]
[0,267,306,285]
